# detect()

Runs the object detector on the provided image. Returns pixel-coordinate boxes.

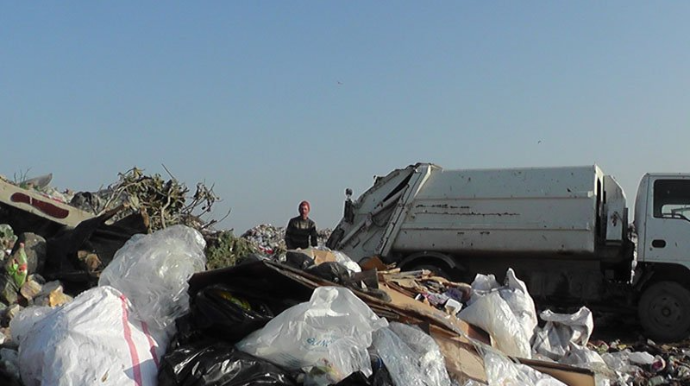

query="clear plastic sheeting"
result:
[483,351,567,386]
[98,225,207,330]
[18,286,168,386]
[9,305,53,344]
[601,350,649,375]
[0,348,20,381]
[458,290,532,359]
[462,380,488,386]
[389,322,451,385]
[532,307,594,361]
[304,338,372,386]
[627,351,655,365]
[599,351,641,385]
[372,328,432,386]
[236,286,387,385]
[371,322,451,386]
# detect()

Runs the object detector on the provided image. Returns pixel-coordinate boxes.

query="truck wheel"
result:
[638,281,690,342]
[407,264,451,280]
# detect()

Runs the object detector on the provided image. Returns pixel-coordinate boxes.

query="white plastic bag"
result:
[332,250,362,273]
[98,225,207,330]
[458,291,532,358]
[532,306,594,361]
[304,337,373,386]
[466,269,537,344]
[236,286,387,383]
[372,322,451,386]
[501,269,538,340]
[314,246,362,273]
[18,286,168,386]
[468,273,500,304]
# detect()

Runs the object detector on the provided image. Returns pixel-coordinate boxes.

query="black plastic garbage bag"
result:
[331,367,394,386]
[284,251,314,270]
[158,341,297,386]
[371,367,394,386]
[191,284,275,343]
[334,371,371,385]
[304,262,351,284]
[236,253,268,265]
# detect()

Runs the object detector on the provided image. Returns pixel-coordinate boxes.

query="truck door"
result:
[642,177,690,266]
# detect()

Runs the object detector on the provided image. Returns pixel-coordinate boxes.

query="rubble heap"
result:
[2,168,222,235]
[0,168,231,286]
[588,337,690,385]
[240,224,332,255]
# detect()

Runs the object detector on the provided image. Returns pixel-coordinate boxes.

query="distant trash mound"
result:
[240,224,331,255]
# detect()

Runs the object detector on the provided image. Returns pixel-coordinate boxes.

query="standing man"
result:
[285,200,318,249]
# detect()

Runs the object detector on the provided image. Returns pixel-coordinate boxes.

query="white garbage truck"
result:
[326,163,690,341]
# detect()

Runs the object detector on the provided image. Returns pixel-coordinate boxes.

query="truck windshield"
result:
[654,179,690,221]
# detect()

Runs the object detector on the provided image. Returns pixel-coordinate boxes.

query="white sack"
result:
[500,268,538,341]
[467,269,538,343]
[532,306,594,361]
[18,286,168,386]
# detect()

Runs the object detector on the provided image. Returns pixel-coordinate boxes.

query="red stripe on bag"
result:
[140,321,160,368]
[121,294,143,386]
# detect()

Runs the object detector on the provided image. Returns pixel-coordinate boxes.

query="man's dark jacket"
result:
[285,216,317,249]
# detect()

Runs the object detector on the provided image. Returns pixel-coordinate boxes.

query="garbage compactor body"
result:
[329,162,627,269]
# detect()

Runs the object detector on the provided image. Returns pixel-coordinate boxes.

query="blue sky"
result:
[2,2,689,233]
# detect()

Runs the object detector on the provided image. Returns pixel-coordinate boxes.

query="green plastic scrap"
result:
[5,243,28,288]
[0,224,14,239]
[0,224,17,252]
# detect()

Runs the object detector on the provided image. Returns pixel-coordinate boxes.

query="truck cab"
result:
[635,174,690,270]
[633,174,690,341]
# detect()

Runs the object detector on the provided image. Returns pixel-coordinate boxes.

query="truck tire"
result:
[407,264,452,280]
[638,281,690,342]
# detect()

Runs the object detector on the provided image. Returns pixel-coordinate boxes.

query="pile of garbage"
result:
[2,171,690,385]
[3,168,222,234]
[589,338,690,385]
[240,224,332,255]
[0,169,236,288]
[0,223,689,385]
